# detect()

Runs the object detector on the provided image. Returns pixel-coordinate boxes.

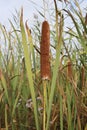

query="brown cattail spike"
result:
[40,21,51,80]
[67,60,72,79]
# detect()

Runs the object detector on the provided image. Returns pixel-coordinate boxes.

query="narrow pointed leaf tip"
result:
[40,21,51,80]
[20,7,23,26]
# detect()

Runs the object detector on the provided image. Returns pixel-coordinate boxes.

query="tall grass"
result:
[0,0,87,130]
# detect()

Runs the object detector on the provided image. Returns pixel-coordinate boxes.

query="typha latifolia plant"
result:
[40,20,51,130]
[0,0,87,130]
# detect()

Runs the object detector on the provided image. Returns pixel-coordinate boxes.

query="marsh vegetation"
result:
[0,0,87,130]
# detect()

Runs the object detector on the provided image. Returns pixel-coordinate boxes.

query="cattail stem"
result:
[81,66,85,91]
[43,80,47,130]
[40,20,50,130]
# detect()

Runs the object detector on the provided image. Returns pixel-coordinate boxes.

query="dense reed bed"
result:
[0,0,87,130]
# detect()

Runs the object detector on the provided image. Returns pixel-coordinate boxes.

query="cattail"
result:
[40,21,51,80]
[67,60,72,79]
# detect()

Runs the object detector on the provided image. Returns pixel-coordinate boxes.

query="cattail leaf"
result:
[0,70,10,105]
[37,9,45,18]
[25,21,36,76]
[9,20,21,44]
[64,9,87,53]
[46,13,63,129]
[20,7,40,130]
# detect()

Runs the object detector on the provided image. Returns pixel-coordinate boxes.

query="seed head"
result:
[40,21,51,80]
[67,60,72,79]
